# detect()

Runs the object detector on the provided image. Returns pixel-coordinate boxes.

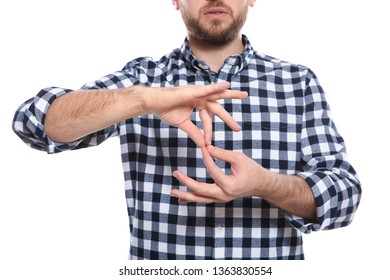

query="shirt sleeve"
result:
[286,69,362,233]
[12,70,139,154]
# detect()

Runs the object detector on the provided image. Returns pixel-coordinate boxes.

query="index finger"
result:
[206,101,241,132]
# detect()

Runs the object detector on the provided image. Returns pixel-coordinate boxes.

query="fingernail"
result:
[178,199,187,204]
[207,145,215,152]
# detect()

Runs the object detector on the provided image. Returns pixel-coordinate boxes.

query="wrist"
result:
[135,85,152,115]
[119,85,150,117]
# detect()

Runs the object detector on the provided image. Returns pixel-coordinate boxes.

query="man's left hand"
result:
[171,145,270,203]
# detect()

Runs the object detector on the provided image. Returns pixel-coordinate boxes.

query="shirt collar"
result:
[180,34,255,74]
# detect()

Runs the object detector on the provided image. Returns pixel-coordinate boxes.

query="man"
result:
[12,0,361,260]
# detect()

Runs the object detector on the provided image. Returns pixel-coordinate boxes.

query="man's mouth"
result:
[204,8,228,16]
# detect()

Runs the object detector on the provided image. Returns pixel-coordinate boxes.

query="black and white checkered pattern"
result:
[12,35,361,259]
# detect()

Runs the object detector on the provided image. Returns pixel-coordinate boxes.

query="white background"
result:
[1,0,389,279]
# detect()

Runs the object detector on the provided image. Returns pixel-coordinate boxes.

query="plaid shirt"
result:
[13,35,361,260]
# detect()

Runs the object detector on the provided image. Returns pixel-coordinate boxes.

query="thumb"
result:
[206,145,237,163]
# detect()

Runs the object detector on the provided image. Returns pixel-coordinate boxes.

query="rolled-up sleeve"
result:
[12,66,143,154]
[287,69,362,233]
[12,87,83,153]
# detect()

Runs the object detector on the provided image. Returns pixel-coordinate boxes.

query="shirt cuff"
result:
[288,170,341,233]
[285,213,321,234]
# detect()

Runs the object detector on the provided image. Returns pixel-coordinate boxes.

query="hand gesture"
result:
[143,82,247,147]
[170,145,317,219]
[170,145,267,203]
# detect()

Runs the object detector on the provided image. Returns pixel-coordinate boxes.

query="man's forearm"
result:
[43,82,247,146]
[44,86,144,143]
[259,172,317,221]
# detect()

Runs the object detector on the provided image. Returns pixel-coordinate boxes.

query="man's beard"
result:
[180,3,248,46]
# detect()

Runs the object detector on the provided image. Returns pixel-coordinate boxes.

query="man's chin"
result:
[193,24,235,43]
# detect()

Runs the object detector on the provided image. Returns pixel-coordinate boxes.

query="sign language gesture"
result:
[171,145,317,220]
[144,82,247,147]
[171,145,266,203]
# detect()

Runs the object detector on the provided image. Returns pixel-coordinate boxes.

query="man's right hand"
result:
[141,82,248,147]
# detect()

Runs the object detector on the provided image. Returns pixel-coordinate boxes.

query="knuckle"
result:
[223,186,237,198]
[220,195,232,203]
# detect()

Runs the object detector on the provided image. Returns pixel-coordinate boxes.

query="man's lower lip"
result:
[205,13,228,18]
